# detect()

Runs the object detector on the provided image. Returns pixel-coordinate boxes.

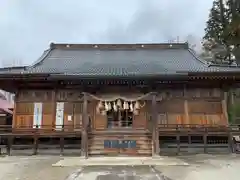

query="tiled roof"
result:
[3,43,240,77]
[0,66,27,74]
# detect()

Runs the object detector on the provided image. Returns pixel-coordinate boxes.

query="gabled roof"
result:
[1,43,240,77]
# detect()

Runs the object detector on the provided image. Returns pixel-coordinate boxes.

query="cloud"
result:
[0,0,213,65]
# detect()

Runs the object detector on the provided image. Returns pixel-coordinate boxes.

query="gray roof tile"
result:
[3,43,240,76]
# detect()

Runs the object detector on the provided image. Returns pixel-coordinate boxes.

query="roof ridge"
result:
[209,63,240,68]
[27,48,53,70]
[187,48,211,67]
[50,42,189,50]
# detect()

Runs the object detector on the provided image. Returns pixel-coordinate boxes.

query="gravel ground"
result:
[1,154,240,180]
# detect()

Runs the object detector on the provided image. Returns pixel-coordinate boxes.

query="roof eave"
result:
[0,73,51,80]
[48,73,189,80]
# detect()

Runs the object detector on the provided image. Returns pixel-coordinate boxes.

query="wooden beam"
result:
[12,90,18,129]
[81,93,88,158]
[52,89,57,129]
[183,85,189,125]
[222,91,229,125]
[151,92,159,156]
[184,100,189,125]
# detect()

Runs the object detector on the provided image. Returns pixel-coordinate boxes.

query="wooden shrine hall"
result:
[0,43,240,157]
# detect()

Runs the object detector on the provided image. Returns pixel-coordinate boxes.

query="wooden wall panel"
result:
[42,114,53,129]
[15,102,34,128]
[132,104,147,129]
[158,100,184,113]
[15,115,33,128]
[73,102,83,129]
[16,90,52,102]
[63,102,83,131]
[133,111,146,129]
[189,114,224,125]
[167,114,185,124]
[15,103,34,115]
[0,116,6,126]
[185,88,223,98]
[42,102,54,129]
[56,90,83,102]
[94,114,107,129]
[188,101,222,114]
[189,114,205,124]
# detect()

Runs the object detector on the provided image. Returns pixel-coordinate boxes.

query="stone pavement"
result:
[65,165,171,180]
[1,154,240,180]
[53,156,189,167]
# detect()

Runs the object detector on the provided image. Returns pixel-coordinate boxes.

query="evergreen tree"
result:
[226,0,240,63]
[203,0,232,64]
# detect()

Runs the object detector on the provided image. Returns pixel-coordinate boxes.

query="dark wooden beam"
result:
[81,93,88,158]
[151,92,159,156]
[52,89,57,128]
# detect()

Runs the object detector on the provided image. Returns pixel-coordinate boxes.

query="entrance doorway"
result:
[107,110,133,128]
[103,109,136,155]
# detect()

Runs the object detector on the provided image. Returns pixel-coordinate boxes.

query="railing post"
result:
[176,125,180,155]
[60,125,64,156]
[7,135,13,156]
[33,125,39,155]
[228,127,234,153]
[203,128,207,153]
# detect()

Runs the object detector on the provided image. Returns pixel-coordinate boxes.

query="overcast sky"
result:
[0,0,213,66]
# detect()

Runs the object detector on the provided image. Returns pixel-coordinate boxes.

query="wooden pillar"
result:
[151,93,159,156]
[81,93,88,158]
[183,85,189,125]
[33,132,39,155]
[12,90,18,129]
[222,91,229,125]
[52,89,57,130]
[7,135,13,156]
[184,100,189,125]
[228,89,236,124]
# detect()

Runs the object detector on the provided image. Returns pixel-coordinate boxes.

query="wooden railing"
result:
[0,125,82,135]
[0,124,240,134]
[0,124,240,156]
[158,124,240,134]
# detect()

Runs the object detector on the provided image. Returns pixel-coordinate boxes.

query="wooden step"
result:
[87,132,152,156]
